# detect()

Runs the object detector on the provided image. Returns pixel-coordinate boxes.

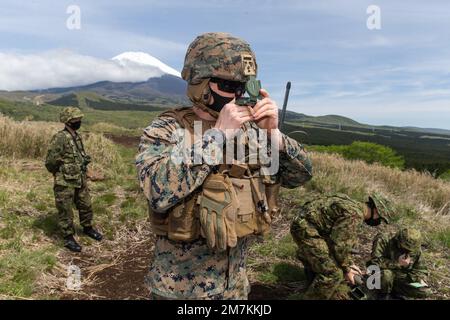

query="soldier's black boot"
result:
[64,235,82,252]
[83,227,103,241]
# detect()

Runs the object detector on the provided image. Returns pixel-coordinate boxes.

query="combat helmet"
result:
[368,193,392,224]
[60,107,84,124]
[396,228,422,252]
[181,32,257,115]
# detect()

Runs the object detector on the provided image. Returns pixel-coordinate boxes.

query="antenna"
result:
[279,81,291,131]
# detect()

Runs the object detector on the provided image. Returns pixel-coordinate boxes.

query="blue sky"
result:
[1,0,450,129]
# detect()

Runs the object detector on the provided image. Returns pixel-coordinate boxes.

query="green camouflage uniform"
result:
[367,229,430,299]
[45,108,93,237]
[290,194,365,300]
[137,114,312,299]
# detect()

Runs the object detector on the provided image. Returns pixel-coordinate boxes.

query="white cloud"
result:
[0,50,175,91]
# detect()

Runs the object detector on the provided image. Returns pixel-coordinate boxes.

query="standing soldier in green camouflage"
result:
[290,193,391,299]
[367,227,430,299]
[136,32,313,299]
[45,107,103,252]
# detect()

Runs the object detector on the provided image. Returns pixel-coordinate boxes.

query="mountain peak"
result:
[112,51,181,78]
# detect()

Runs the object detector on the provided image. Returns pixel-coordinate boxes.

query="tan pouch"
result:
[149,208,169,236]
[167,194,200,242]
[231,178,257,237]
[265,182,281,218]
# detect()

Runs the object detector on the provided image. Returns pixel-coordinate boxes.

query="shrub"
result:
[439,170,450,181]
[311,141,405,169]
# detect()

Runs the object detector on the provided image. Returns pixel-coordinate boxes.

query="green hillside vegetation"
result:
[440,170,450,181]
[283,122,450,176]
[283,111,363,127]
[47,92,171,112]
[300,115,362,126]
[285,112,450,136]
[311,141,405,169]
[0,115,449,299]
[0,98,159,130]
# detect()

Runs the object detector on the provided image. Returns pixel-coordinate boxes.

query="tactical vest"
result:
[149,107,281,243]
[54,130,88,187]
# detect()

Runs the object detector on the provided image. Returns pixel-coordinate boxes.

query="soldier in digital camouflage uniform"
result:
[367,227,430,299]
[136,32,313,300]
[45,107,103,252]
[290,193,391,299]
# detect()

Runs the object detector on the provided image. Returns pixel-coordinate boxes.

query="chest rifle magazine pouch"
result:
[167,193,200,242]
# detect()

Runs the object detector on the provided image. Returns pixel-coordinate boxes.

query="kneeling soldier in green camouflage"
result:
[290,193,390,299]
[367,227,430,299]
[45,107,102,252]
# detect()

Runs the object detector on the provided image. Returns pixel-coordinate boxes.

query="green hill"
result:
[0,98,161,129]
[47,92,170,112]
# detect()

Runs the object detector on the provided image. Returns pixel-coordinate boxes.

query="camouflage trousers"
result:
[291,217,350,300]
[146,236,250,300]
[379,269,431,299]
[53,180,93,237]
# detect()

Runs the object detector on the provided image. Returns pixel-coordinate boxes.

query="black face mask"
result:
[209,89,234,112]
[365,217,382,227]
[365,206,382,227]
[68,121,81,131]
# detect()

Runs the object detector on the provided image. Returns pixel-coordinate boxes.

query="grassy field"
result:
[0,116,148,299]
[0,115,449,299]
[0,99,160,130]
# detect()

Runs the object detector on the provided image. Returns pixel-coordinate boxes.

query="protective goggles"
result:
[210,78,246,96]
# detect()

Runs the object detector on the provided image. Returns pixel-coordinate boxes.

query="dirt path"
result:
[60,237,153,300]
[60,238,300,300]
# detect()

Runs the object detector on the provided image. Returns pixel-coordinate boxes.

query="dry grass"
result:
[0,115,60,159]
[84,133,124,177]
[0,115,123,178]
[308,152,450,215]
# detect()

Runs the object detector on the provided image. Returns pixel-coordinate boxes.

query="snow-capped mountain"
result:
[112,51,181,78]
[31,51,187,105]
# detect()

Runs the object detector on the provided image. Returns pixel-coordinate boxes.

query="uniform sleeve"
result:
[368,234,401,270]
[135,116,217,213]
[408,252,428,282]
[45,133,65,174]
[278,134,313,188]
[329,208,360,271]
